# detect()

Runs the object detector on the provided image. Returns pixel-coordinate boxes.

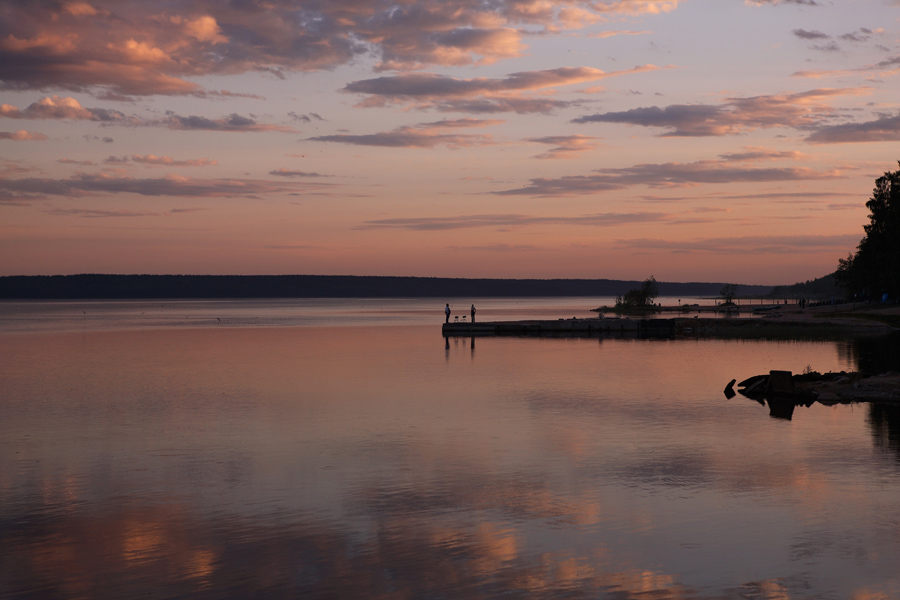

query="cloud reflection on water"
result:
[2,499,697,599]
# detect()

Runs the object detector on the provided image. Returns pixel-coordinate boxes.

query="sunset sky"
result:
[2,0,899,285]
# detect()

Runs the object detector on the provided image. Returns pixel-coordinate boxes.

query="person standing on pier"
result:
[445,303,451,323]
[471,304,476,323]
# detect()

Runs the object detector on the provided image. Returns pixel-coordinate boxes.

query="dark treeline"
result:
[769,273,841,300]
[0,275,773,300]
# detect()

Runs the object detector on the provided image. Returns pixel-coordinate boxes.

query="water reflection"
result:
[2,309,900,599]
[869,403,900,461]
[855,333,900,375]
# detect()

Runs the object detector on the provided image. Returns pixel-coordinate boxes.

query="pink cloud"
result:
[0,95,126,121]
[0,130,48,141]
[587,30,653,38]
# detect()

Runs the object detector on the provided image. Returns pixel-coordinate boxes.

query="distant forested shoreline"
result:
[0,274,773,300]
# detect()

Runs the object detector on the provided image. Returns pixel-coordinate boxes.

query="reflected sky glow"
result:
[2,300,900,599]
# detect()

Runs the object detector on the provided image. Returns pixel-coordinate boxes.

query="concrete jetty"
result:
[443,307,897,338]
[443,317,677,336]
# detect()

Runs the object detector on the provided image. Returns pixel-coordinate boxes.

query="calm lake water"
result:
[2,298,899,599]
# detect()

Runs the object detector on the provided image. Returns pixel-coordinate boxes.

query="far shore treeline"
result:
[0,275,774,300]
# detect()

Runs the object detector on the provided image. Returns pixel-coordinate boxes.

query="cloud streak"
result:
[269,168,327,178]
[792,54,900,79]
[104,155,218,167]
[572,88,870,136]
[496,159,842,196]
[357,212,669,230]
[343,65,662,113]
[1,96,296,132]
[614,234,860,255]
[311,119,502,148]
[528,135,601,159]
[746,0,818,5]
[45,208,159,218]
[161,113,298,133]
[0,172,327,201]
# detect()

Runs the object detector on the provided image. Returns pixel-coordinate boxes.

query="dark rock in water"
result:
[765,370,794,397]
[723,378,737,399]
[767,398,796,420]
[744,378,767,396]
[730,370,900,407]
[738,374,767,388]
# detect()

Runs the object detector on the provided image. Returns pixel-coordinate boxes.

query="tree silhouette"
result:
[615,276,659,311]
[836,163,900,301]
[720,283,738,305]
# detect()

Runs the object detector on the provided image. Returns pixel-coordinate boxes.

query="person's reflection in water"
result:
[444,335,450,360]
[470,336,475,358]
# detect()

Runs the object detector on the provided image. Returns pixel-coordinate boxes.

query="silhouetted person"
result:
[471,304,476,322]
[445,303,451,323]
